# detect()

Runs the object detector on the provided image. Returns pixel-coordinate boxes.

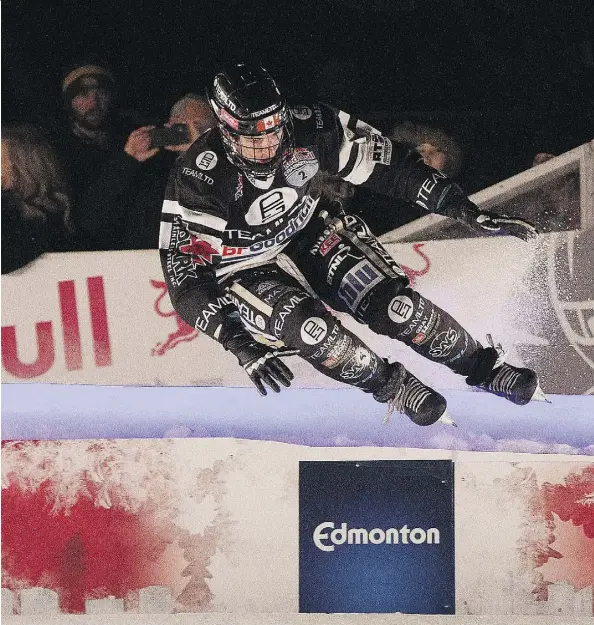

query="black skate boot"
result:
[466,336,548,405]
[373,362,454,427]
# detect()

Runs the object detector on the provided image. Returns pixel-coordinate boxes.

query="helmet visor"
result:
[212,101,288,135]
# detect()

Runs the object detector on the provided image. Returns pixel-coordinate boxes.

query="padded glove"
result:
[454,199,538,242]
[226,334,295,396]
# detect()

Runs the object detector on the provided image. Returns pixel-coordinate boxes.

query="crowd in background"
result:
[1,61,219,273]
[1,59,584,275]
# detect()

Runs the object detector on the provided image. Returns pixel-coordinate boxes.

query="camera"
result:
[148,123,191,148]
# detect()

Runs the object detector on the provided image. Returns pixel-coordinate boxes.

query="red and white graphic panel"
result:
[3,232,590,394]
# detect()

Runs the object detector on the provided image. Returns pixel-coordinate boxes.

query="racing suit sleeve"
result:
[159,172,247,345]
[314,103,477,220]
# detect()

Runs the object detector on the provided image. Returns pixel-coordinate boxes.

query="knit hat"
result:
[61,63,116,105]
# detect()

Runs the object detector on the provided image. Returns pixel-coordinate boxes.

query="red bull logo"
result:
[400,243,431,288]
[150,280,199,356]
[2,277,112,379]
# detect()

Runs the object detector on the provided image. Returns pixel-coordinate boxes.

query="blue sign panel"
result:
[299,460,455,614]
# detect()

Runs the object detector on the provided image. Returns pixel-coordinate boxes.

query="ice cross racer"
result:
[159,63,546,427]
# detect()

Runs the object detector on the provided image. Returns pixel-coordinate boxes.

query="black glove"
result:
[471,210,538,241]
[226,334,295,396]
[454,199,538,242]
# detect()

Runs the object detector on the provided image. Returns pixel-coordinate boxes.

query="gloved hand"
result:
[472,210,538,241]
[228,335,295,396]
[455,199,538,242]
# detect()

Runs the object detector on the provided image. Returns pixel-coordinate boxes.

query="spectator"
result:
[1,124,74,273]
[532,152,557,167]
[390,121,463,178]
[51,60,139,249]
[165,93,215,152]
[61,62,119,147]
[72,92,215,251]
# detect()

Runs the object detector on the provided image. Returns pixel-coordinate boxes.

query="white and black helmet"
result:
[207,63,292,178]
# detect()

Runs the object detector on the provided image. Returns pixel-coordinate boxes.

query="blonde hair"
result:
[2,124,73,230]
[169,93,211,118]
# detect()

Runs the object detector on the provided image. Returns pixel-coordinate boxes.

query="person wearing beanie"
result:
[61,64,117,145]
[52,61,159,251]
[52,60,214,252]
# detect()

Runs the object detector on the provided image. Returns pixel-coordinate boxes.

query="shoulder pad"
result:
[290,102,337,139]
[290,102,335,130]
[175,131,227,191]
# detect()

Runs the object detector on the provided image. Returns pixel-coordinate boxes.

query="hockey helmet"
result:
[207,64,292,179]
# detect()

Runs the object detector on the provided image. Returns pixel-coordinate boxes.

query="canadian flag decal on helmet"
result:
[256,113,280,132]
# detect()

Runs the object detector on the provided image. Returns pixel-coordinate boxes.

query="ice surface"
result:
[2,384,592,454]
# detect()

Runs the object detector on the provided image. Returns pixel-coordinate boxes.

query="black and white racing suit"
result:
[159,103,482,392]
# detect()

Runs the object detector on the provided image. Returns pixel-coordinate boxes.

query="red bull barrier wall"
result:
[2,230,592,395]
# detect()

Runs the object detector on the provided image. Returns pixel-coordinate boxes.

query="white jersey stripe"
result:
[191,232,224,252]
[338,110,350,129]
[355,118,381,134]
[216,241,291,279]
[159,221,224,254]
[337,111,378,185]
[162,199,227,232]
[228,283,274,317]
[158,222,172,250]
[337,111,356,172]
[342,139,376,185]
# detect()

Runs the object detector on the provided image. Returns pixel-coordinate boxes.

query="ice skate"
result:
[466,336,548,405]
[373,362,452,427]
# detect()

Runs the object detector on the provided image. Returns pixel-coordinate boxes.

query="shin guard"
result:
[363,286,480,376]
[270,292,390,393]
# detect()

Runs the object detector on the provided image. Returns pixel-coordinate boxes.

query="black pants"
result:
[222,211,480,392]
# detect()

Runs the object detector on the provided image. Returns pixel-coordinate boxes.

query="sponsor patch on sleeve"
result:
[367,133,392,165]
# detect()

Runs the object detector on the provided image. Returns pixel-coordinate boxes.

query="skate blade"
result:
[382,407,395,425]
[438,411,458,427]
[382,408,456,427]
[531,382,551,404]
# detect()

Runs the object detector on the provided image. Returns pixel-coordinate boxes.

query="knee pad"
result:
[363,285,440,343]
[271,289,388,390]
[270,292,339,355]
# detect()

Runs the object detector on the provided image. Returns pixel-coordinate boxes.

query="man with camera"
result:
[59,70,214,251]
[125,95,215,162]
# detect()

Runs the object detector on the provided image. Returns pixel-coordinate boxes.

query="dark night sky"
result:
[2,0,593,188]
